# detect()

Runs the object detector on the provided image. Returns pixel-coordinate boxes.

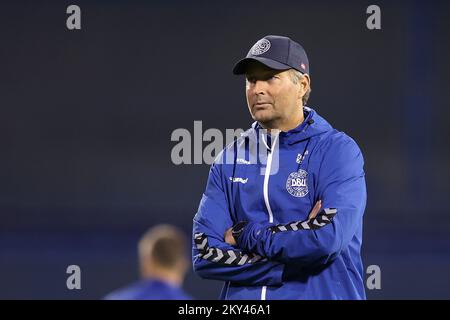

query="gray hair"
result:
[289,69,311,106]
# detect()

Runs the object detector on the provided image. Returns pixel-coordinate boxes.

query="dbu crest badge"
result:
[286,169,309,197]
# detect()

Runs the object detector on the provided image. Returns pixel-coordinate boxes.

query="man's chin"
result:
[252,111,276,124]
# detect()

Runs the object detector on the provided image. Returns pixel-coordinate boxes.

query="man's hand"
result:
[308,200,322,219]
[224,227,236,246]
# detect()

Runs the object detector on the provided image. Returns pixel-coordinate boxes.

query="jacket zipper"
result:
[261,132,279,300]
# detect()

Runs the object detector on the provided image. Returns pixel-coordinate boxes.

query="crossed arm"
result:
[193,138,366,285]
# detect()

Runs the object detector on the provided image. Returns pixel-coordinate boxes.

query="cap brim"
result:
[232,57,291,75]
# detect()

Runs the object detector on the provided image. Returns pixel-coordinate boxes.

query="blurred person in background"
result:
[105,224,192,300]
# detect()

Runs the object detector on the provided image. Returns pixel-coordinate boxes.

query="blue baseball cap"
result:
[232,35,309,75]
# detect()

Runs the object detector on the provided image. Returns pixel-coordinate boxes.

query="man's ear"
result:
[302,74,311,91]
[299,74,311,98]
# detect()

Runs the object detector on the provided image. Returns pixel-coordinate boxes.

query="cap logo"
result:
[250,38,271,55]
[300,63,306,70]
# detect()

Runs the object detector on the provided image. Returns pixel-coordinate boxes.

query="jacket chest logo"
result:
[286,169,309,197]
[296,150,309,164]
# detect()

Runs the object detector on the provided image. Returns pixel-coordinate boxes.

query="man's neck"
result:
[261,107,305,132]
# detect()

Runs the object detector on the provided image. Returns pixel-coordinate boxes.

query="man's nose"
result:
[252,80,267,95]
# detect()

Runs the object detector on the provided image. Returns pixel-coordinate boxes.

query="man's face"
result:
[245,62,302,127]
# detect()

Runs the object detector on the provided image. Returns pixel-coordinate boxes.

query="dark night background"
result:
[0,0,449,299]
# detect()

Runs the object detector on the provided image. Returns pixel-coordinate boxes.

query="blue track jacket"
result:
[192,107,367,300]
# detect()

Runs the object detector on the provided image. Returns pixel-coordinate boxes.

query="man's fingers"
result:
[308,200,322,219]
[309,201,321,219]
[224,227,236,246]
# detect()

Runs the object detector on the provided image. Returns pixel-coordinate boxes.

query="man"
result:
[105,224,192,300]
[192,35,367,299]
